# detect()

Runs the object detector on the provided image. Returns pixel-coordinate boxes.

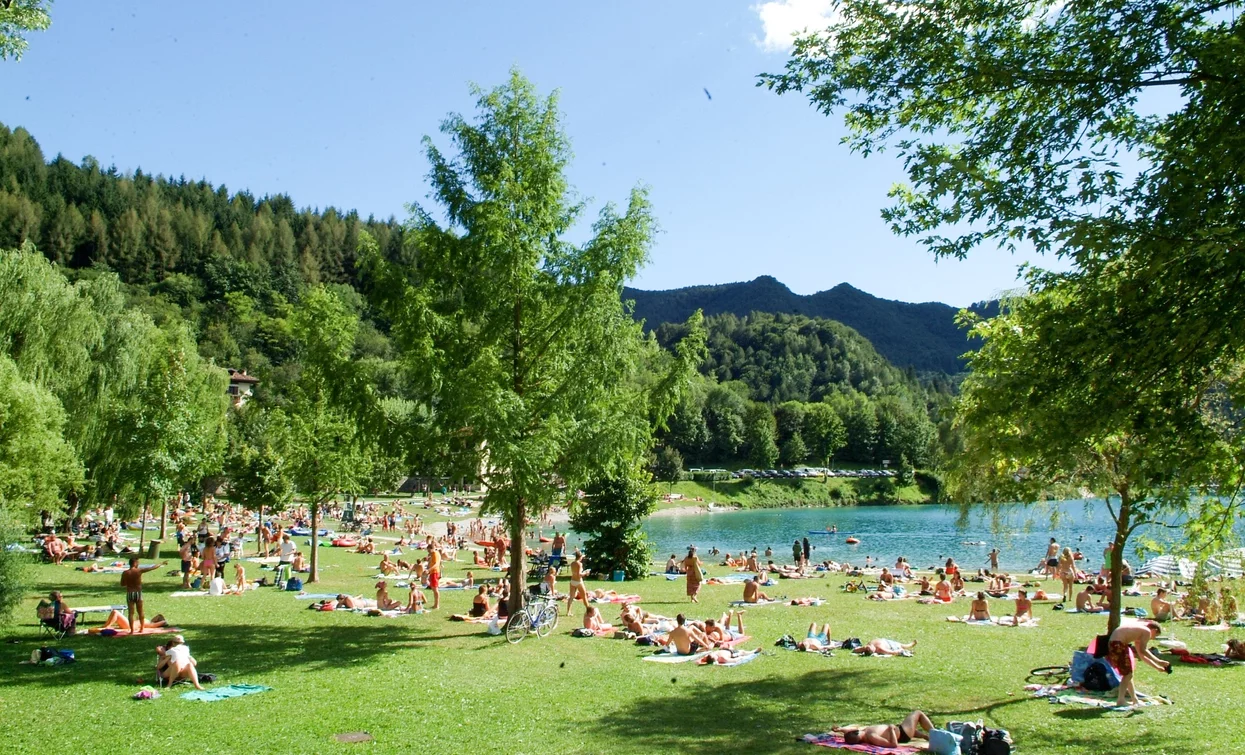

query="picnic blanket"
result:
[698,649,761,667]
[181,684,272,702]
[946,615,1040,627]
[801,732,924,753]
[589,594,641,604]
[1027,684,1171,708]
[642,650,708,663]
[82,626,182,637]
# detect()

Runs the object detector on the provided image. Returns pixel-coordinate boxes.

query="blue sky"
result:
[1,0,1043,306]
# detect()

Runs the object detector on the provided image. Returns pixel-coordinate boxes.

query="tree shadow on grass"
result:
[0,617,464,690]
[590,667,879,754]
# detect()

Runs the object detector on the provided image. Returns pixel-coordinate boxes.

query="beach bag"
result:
[980,729,1011,755]
[840,637,862,650]
[947,721,983,754]
[929,729,962,755]
[285,577,303,592]
[1082,658,1121,691]
[571,628,594,637]
[1069,650,1095,683]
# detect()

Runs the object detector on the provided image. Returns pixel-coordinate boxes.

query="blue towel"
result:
[181,684,271,702]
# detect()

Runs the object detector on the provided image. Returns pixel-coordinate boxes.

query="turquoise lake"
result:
[632,501,1219,573]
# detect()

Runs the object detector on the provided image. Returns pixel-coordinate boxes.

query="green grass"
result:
[2,525,1242,754]
[662,476,933,509]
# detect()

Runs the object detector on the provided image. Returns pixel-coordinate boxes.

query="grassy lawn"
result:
[2,524,1242,754]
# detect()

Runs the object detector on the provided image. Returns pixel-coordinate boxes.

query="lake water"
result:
[635,501,1216,573]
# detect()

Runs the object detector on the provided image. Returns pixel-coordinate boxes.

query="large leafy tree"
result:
[0,354,80,511]
[803,402,847,473]
[225,408,293,553]
[361,71,661,609]
[953,280,1244,633]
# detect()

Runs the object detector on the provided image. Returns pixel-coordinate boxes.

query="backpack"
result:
[980,729,1012,755]
[840,637,862,650]
[1082,658,1121,691]
[286,577,303,592]
[928,729,962,755]
[571,628,594,637]
[947,721,983,755]
[1069,650,1095,684]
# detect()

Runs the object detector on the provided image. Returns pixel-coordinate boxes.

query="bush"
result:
[570,473,657,581]
[0,514,32,625]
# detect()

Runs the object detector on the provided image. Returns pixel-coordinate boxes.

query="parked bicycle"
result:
[505,590,560,644]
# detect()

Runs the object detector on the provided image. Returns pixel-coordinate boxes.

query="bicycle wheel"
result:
[1029,665,1070,680]
[536,604,559,637]
[506,611,530,644]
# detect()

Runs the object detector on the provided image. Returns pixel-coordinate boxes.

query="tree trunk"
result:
[507,497,526,614]
[258,504,265,556]
[139,499,148,553]
[309,500,320,583]
[64,492,79,534]
[1106,492,1132,635]
[159,497,168,540]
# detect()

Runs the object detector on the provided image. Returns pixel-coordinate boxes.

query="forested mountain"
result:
[626,276,998,374]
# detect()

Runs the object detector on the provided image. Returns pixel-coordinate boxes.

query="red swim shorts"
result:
[428,571,440,589]
[1108,640,1135,675]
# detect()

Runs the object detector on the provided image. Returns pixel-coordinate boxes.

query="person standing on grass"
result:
[121,557,167,635]
[792,539,802,568]
[682,546,703,603]
[179,537,194,589]
[1108,621,1171,708]
[1043,537,1060,579]
[427,539,442,610]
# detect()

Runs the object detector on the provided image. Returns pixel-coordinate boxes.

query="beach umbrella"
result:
[1137,555,1198,580]
[1207,548,1245,577]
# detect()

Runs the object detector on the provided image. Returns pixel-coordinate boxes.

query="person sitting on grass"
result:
[1151,588,1176,622]
[583,605,612,633]
[665,554,682,574]
[933,573,953,602]
[664,614,711,655]
[290,550,308,573]
[406,583,426,613]
[797,620,832,652]
[833,711,932,748]
[355,538,375,555]
[1012,589,1033,626]
[742,577,772,604]
[950,571,966,594]
[917,575,933,595]
[378,553,400,576]
[375,581,402,611]
[852,638,917,656]
[970,592,992,621]
[156,635,203,690]
[1226,638,1245,661]
[1076,585,1107,613]
[469,586,493,618]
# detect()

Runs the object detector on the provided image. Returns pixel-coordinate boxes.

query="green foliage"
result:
[743,403,779,468]
[0,512,31,624]
[225,409,293,516]
[650,446,684,485]
[0,354,80,513]
[0,0,51,61]
[361,70,663,605]
[570,472,657,581]
[802,402,846,469]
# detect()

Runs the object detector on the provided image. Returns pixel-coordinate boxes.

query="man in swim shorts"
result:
[853,638,917,656]
[1108,620,1170,708]
[665,614,710,655]
[834,711,931,747]
[1151,588,1175,622]
[120,557,167,635]
[742,577,772,604]
[427,541,442,610]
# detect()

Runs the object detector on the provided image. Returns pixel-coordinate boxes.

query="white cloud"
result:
[752,0,840,53]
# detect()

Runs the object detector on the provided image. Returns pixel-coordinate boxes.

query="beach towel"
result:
[1050,691,1170,709]
[729,599,785,607]
[72,605,125,614]
[642,650,708,663]
[946,615,1040,627]
[83,626,182,637]
[801,732,923,754]
[1192,622,1231,631]
[181,684,272,702]
[590,594,641,604]
[449,614,493,623]
[698,649,761,667]
[169,591,210,598]
[294,593,339,600]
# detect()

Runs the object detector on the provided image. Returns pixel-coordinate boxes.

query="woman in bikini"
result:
[583,605,612,632]
[468,586,492,618]
[566,552,590,617]
[1058,546,1076,603]
[834,711,932,748]
[970,592,992,621]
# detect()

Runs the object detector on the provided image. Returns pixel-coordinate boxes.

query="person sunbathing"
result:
[1226,638,1245,661]
[156,635,203,690]
[797,621,832,652]
[742,578,772,604]
[664,614,710,655]
[583,605,612,632]
[355,538,375,555]
[1076,585,1106,613]
[852,638,917,656]
[970,592,992,621]
[745,552,761,572]
[879,568,894,587]
[917,576,933,595]
[1013,590,1033,626]
[950,572,966,593]
[335,594,363,609]
[378,554,398,576]
[375,582,402,611]
[703,611,745,646]
[86,610,167,634]
[468,586,493,618]
[406,584,425,613]
[665,554,681,574]
[1151,588,1175,622]
[833,711,932,748]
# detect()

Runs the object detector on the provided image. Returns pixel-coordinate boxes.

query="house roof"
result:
[227,368,260,384]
